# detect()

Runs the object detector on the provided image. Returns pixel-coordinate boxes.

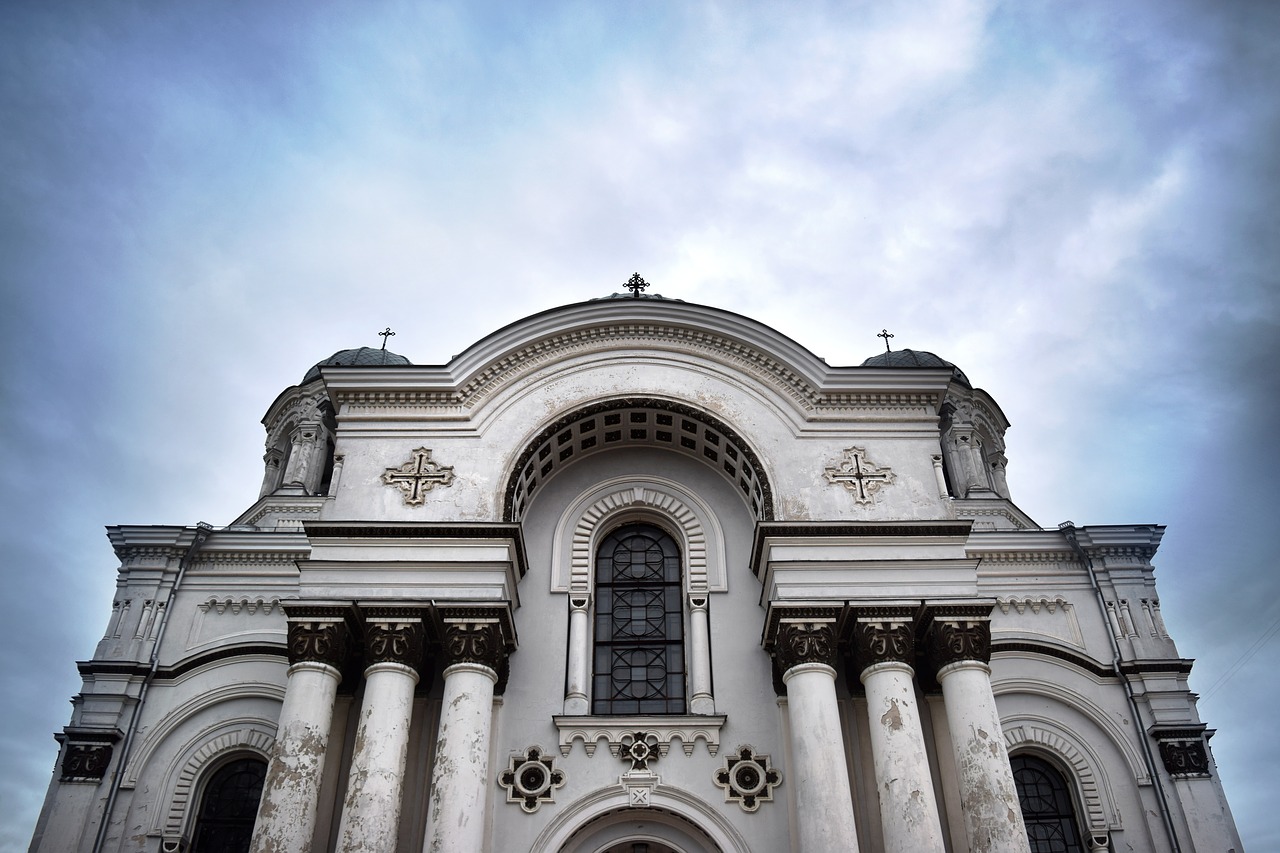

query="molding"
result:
[304,522,528,578]
[552,715,726,757]
[79,645,288,681]
[1004,722,1119,832]
[990,641,1115,679]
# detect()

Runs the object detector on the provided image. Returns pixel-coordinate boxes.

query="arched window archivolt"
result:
[1003,722,1119,844]
[155,725,275,848]
[551,476,725,595]
[189,755,268,853]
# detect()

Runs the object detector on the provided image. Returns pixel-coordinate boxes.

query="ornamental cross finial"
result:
[625,273,649,298]
[379,327,395,350]
[878,329,894,353]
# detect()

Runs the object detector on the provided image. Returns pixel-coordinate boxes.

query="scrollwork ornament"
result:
[443,621,507,672]
[365,621,424,670]
[773,621,838,672]
[927,619,991,670]
[61,744,113,781]
[854,620,914,669]
[287,621,348,667]
[1158,739,1211,777]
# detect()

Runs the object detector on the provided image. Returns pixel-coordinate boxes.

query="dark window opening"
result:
[191,757,267,853]
[1013,754,1085,853]
[592,523,685,714]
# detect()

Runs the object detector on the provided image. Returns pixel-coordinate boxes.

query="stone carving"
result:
[364,620,425,670]
[927,619,991,669]
[382,447,455,506]
[287,620,348,668]
[713,745,783,812]
[442,620,507,672]
[852,619,915,669]
[497,746,566,813]
[619,731,661,771]
[1157,737,1211,778]
[772,620,839,672]
[824,447,895,505]
[60,743,113,781]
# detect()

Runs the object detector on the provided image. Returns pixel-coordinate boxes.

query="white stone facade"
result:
[29,297,1242,853]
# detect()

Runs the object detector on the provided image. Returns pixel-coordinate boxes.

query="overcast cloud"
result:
[2,1,1277,849]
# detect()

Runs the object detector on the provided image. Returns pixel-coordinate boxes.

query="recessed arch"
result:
[529,783,750,853]
[1002,719,1123,836]
[504,398,774,523]
[551,476,727,594]
[156,722,276,842]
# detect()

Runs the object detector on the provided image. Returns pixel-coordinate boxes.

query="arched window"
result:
[1012,754,1085,853]
[593,523,686,714]
[190,756,267,853]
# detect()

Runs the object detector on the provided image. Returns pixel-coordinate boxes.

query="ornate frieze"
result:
[824,446,895,505]
[382,447,455,506]
[713,745,783,812]
[497,746,566,813]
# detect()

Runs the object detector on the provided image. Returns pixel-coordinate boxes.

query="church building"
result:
[30,289,1242,852]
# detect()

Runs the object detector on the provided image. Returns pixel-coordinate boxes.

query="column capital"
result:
[360,607,428,673]
[924,605,993,672]
[851,606,917,675]
[436,606,517,681]
[765,607,842,674]
[284,607,352,669]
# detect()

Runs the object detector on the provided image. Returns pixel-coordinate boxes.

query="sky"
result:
[1,0,1276,849]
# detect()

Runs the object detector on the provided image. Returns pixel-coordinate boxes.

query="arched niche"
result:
[503,399,774,524]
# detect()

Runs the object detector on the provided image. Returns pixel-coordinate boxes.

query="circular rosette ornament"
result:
[497,746,565,813]
[713,745,782,812]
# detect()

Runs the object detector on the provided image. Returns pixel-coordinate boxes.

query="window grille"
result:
[1012,754,1086,853]
[190,757,267,853]
[592,523,686,714]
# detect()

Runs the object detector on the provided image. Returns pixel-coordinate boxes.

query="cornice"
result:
[750,521,973,576]
[989,641,1115,679]
[304,522,528,577]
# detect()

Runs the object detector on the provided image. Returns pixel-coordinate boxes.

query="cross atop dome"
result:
[624,272,649,298]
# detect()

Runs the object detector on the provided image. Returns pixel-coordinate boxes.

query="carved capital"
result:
[441,620,508,672]
[364,618,425,671]
[926,618,991,670]
[772,620,839,673]
[287,619,349,668]
[852,618,915,671]
[1153,729,1212,777]
[60,743,113,781]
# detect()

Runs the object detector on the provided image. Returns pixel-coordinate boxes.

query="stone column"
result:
[687,594,715,714]
[336,611,425,853]
[770,610,860,853]
[250,612,349,853]
[930,454,950,499]
[424,612,513,853]
[851,610,945,853]
[927,609,1029,853]
[563,594,590,715]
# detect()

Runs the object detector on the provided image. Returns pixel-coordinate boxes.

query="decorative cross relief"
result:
[382,447,455,506]
[824,447,895,504]
[497,746,566,813]
[713,745,783,812]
